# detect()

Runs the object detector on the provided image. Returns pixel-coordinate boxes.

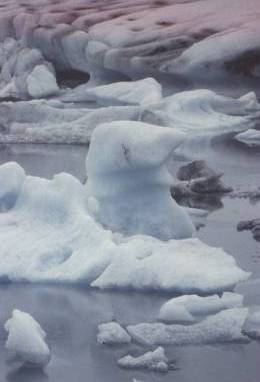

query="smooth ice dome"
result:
[97,322,131,344]
[86,121,195,240]
[127,308,249,346]
[5,309,51,368]
[118,347,169,372]
[159,292,244,323]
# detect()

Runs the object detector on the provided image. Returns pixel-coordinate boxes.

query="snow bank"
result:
[97,322,131,344]
[118,347,169,372]
[244,309,260,339]
[235,129,260,147]
[5,309,51,367]
[159,292,243,323]
[86,120,194,240]
[0,39,59,100]
[127,308,249,346]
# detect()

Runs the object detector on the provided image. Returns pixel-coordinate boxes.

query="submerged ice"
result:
[0,122,249,292]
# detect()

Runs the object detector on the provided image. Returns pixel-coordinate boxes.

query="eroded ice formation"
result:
[5,309,51,368]
[0,122,250,292]
[86,120,194,240]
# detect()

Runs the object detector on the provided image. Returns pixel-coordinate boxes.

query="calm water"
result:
[0,140,259,382]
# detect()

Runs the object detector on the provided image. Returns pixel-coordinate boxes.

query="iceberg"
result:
[158,292,244,323]
[86,120,194,240]
[97,322,131,345]
[235,129,260,147]
[127,308,249,346]
[5,309,51,368]
[118,347,169,372]
[0,122,250,292]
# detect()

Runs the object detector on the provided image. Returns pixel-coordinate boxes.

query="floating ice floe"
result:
[97,322,131,345]
[5,309,51,368]
[243,309,260,339]
[61,77,162,106]
[0,122,250,292]
[127,308,249,346]
[118,347,169,373]
[0,79,259,144]
[158,292,243,323]
[235,129,260,147]
[0,38,59,100]
[144,90,260,139]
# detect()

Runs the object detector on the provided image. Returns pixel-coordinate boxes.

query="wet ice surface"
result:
[0,136,259,381]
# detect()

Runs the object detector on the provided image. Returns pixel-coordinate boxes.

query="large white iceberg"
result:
[5,309,51,368]
[0,122,250,292]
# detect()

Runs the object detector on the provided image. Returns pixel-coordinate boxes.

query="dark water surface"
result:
[0,140,259,382]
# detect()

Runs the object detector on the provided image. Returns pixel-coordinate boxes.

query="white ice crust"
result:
[5,309,51,367]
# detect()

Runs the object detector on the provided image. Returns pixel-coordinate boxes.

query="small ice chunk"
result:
[97,322,131,344]
[118,347,168,372]
[159,292,243,323]
[27,64,59,98]
[127,308,249,346]
[235,129,260,147]
[82,77,162,106]
[243,309,260,339]
[0,162,25,211]
[5,309,51,368]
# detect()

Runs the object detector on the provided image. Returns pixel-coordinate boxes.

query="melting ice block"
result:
[97,322,131,344]
[5,309,51,368]
[86,121,194,240]
[127,308,249,346]
[118,347,169,372]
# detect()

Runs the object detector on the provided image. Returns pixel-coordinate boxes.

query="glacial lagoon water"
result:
[0,139,259,382]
